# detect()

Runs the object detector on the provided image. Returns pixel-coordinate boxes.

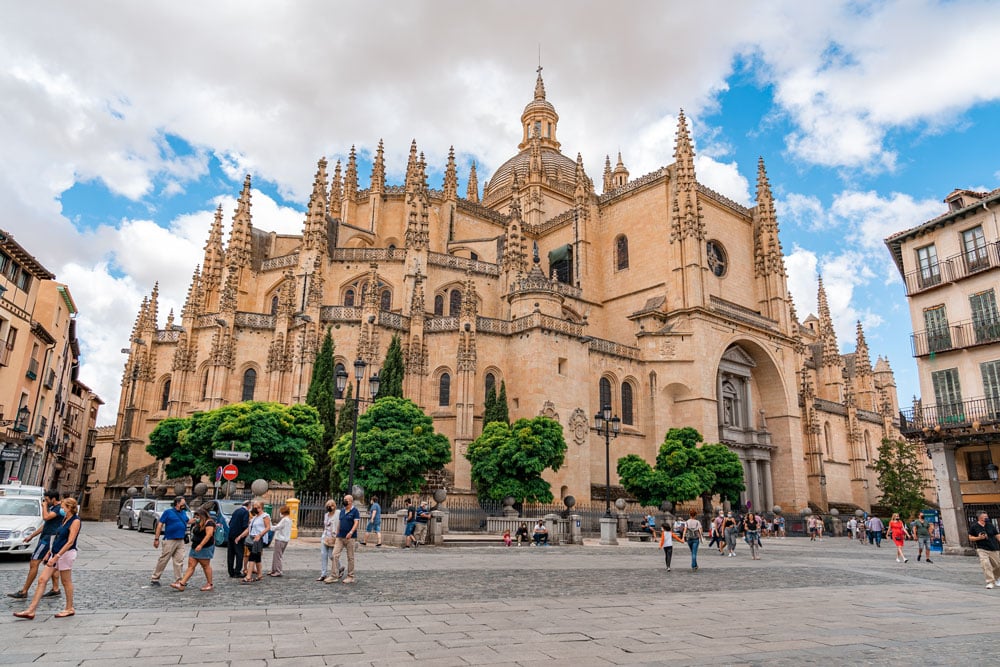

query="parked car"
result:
[0,494,44,558]
[138,499,176,533]
[118,498,154,530]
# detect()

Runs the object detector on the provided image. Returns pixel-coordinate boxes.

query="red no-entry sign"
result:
[222,463,239,481]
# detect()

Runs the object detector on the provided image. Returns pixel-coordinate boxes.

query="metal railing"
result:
[903,241,1000,295]
[26,357,38,380]
[899,396,1000,435]
[910,319,1000,357]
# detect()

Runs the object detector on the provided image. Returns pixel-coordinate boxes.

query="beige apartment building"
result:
[110,70,909,514]
[887,187,1000,549]
[0,229,102,494]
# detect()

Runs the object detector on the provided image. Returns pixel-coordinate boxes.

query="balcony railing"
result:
[26,357,38,380]
[902,240,1000,295]
[910,319,1000,357]
[0,341,11,367]
[899,396,1000,435]
[43,368,55,389]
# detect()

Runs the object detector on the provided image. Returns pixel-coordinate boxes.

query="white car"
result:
[0,495,44,559]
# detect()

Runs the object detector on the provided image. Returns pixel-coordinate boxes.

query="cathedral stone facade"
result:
[110,70,913,513]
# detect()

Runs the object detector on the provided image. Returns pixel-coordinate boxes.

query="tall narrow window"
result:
[201,370,209,400]
[242,368,257,402]
[449,290,462,317]
[864,431,871,461]
[599,377,612,411]
[621,383,634,425]
[982,360,1000,418]
[722,380,740,427]
[380,289,391,312]
[434,295,444,316]
[334,362,346,399]
[970,289,1000,343]
[270,295,279,315]
[344,289,355,307]
[824,422,832,457]
[916,244,941,288]
[962,225,989,272]
[160,379,171,411]
[485,372,496,401]
[439,373,451,406]
[931,368,963,421]
[615,235,629,270]
[924,305,951,353]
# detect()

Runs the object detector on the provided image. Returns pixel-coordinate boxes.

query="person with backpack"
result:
[681,509,703,571]
[236,501,271,583]
[149,496,188,587]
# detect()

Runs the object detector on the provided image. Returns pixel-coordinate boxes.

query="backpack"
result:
[213,513,228,547]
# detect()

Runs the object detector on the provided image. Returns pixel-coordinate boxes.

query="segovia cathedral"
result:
[109,69,926,514]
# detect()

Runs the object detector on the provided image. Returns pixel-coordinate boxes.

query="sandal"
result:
[55,609,75,618]
[239,578,254,585]
[170,582,186,591]
[13,610,35,620]
[251,576,262,582]
[199,584,213,591]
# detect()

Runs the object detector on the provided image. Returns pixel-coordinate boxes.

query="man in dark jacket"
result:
[227,500,251,578]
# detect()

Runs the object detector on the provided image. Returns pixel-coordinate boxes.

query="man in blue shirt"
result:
[362,496,382,547]
[7,490,63,599]
[328,494,359,584]
[150,496,188,586]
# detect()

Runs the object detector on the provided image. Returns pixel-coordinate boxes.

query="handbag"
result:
[322,536,337,547]
[249,538,263,555]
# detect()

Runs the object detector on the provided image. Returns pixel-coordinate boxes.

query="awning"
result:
[548,244,572,264]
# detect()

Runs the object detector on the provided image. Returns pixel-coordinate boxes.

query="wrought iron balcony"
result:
[899,396,1000,436]
[910,319,1000,357]
[25,357,38,380]
[902,240,1000,296]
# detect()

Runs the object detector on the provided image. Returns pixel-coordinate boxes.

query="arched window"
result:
[160,379,171,411]
[439,373,451,406]
[344,288,355,307]
[485,372,496,400]
[824,422,832,457]
[201,370,209,400]
[434,295,444,316]
[270,295,279,315]
[615,235,629,270]
[621,382,634,425]
[599,377,612,411]
[334,362,345,399]
[242,368,257,402]
[449,290,462,316]
[380,289,391,312]
[722,380,740,427]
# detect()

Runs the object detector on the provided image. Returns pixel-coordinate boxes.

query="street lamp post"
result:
[335,359,380,497]
[593,404,620,517]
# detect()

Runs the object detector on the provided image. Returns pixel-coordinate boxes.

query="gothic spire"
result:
[855,320,872,375]
[202,204,225,294]
[753,157,786,278]
[509,170,523,219]
[303,157,329,252]
[466,161,479,203]
[370,139,385,194]
[146,282,160,333]
[574,152,590,204]
[181,265,203,320]
[670,110,704,242]
[443,146,458,200]
[328,160,343,217]
[227,174,254,269]
[603,155,613,192]
[343,146,358,200]
[404,139,419,192]
[817,275,840,365]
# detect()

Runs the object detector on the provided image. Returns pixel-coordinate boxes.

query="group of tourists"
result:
[8,490,80,620]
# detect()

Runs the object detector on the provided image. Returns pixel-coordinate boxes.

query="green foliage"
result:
[147,402,320,484]
[376,334,405,399]
[493,380,510,425]
[483,383,498,425]
[615,454,670,506]
[300,329,337,494]
[699,443,744,504]
[874,438,928,520]
[146,417,195,479]
[466,416,567,503]
[330,383,355,492]
[329,396,451,505]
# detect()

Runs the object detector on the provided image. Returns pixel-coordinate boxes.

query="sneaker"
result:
[987,582,994,589]
[666,567,671,572]
[903,558,908,563]
[149,580,161,587]
[926,558,933,563]
[375,543,382,548]
[896,558,901,563]
[42,590,61,598]
[6,591,27,599]
[917,554,922,561]
[341,577,355,584]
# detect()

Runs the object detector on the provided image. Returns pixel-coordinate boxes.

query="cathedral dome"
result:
[483,147,578,203]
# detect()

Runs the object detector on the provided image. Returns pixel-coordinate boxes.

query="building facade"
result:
[112,71,907,513]
[887,187,1000,549]
[0,229,102,493]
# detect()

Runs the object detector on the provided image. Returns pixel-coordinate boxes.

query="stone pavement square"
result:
[2,523,1000,665]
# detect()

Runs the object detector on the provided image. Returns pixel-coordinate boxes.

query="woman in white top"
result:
[319,500,343,582]
[268,505,293,577]
[236,500,271,583]
[681,509,703,571]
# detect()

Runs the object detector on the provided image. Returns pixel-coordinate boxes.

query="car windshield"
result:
[0,498,41,517]
[154,501,173,512]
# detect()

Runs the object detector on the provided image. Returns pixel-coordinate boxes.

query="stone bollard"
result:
[429,510,445,545]
[397,509,409,544]
[287,497,300,539]
[437,509,449,535]
[569,513,582,545]
[544,513,559,546]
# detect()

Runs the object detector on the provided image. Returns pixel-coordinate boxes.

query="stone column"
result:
[762,459,774,511]
[928,442,970,553]
[569,514,582,545]
[599,517,618,546]
[748,459,760,513]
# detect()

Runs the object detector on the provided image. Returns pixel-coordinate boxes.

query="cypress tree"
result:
[496,380,510,425]
[300,328,336,494]
[329,383,355,493]
[483,383,498,425]
[377,334,405,398]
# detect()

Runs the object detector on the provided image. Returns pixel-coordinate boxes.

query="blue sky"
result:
[3,1,1000,420]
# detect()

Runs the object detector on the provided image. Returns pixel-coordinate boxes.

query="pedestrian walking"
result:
[319,500,344,581]
[403,498,418,548]
[227,500,250,578]
[774,514,786,538]
[362,496,382,547]
[969,511,1000,589]
[149,496,188,586]
[847,516,858,540]
[7,490,63,600]
[910,514,934,563]
[327,494,360,584]
[171,507,216,591]
[708,511,724,552]
[722,511,738,557]
[237,501,271,583]
[744,512,761,560]
[13,497,81,620]
[869,515,884,547]
[659,524,674,571]
[807,515,819,541]
[682,509,702,571]
[888,513,908,563]
[268,505,292,577]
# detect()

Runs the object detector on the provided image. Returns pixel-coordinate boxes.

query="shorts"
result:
[32,537,52,561]
[366,519,381,532]
[918,537,930,549]
[53,549,77,571]
[404,521,416,536]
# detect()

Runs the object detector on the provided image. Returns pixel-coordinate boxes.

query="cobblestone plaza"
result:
[1,523,998,665]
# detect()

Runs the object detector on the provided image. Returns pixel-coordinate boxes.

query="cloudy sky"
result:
[3,1,999,422]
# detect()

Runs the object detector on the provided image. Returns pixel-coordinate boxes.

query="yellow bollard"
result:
[287,497,300,539]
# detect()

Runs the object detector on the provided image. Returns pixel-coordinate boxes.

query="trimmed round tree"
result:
[466,416,567,504]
